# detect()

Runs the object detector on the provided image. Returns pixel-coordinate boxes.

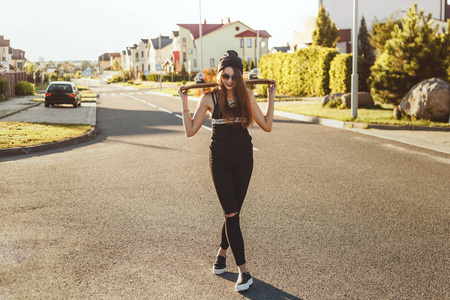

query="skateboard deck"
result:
[180,83,218,92]
[245,79,275,85]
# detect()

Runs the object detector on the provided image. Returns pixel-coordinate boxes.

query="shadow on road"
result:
[219,272,303,300]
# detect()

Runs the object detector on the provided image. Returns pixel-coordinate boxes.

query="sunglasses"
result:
[221,73,235,81]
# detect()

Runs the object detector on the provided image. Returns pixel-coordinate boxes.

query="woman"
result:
[177,50,276,292]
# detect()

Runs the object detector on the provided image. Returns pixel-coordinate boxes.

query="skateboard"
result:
[180,69,274,92]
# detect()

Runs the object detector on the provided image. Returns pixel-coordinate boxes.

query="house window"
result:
[240,39,244,48]
[182,38,187,62]
[142,64,144,71]
[135,53,139,60]
[247,39,252,48]
[210,58,215,68]
[141,51,144,58]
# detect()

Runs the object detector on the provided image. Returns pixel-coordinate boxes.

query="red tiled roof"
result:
[177,23,224,39]
[235,30,271,38]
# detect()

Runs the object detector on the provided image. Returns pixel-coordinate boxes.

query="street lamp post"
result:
[351,0,359,118]
[199,0,203,72]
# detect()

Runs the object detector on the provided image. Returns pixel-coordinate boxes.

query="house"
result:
[137,38,149,75]
[289,16,315,52]
[98,52,121,72]
[318,0,450,53]
[121,48,131,74]
[270,46,290,54]
[0,36,12,72]
[11,49,26,70]
[173,18,271,73]
[128,44,139,78]
[148,35,172,74]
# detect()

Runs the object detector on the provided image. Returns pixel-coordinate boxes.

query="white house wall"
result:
[322,0,443,30]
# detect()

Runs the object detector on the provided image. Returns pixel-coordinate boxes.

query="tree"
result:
[358,16,375,92]
[369,12,402,55]
[242,59,248,72]
[312,6,339,47]
[369,4,450,104]
[81,60,92,70]
[111,58,120,71]
[249,60,255,71]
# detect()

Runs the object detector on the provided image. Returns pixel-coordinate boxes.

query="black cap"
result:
[217,50,243,74]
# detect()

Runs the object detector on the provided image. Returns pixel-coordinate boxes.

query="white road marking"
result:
[158,107,173,114]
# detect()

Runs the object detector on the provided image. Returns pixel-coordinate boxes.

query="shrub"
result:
[63,74,74,81]
[15,81,35,96]
[329,54,366,94]
[259,46,338,96]
[322,94,346,109]
[0,78,8,94]
[329,54,352,94]
[148,74,159,81]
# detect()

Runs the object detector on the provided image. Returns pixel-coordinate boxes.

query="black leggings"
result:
[209,145,253,266]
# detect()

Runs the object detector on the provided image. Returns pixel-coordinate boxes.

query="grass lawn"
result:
[0,122,91,149]
[275,101,450,128]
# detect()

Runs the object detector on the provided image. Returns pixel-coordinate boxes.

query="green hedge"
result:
[259,46,338,96]
[329,54,352,94]
[329,54,370,94]
[15,81,35,96]
[0,78,8,94]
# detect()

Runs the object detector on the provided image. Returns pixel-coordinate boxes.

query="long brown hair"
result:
[215,67,254,128]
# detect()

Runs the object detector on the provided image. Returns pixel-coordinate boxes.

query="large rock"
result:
[322,93,344,106]
[399,78,450,122]
[341,92,374,108]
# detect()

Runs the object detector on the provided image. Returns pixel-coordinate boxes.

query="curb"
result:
[0,126,97,157]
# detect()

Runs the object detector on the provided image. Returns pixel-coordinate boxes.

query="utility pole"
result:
[351,0,358,118]
[159,34,162,91]
[199,0,203,72]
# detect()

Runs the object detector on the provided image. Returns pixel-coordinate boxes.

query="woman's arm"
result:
[178,86,211,137]
[250,81,277,132]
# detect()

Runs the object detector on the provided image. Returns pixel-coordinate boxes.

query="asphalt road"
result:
[1,82,449,299]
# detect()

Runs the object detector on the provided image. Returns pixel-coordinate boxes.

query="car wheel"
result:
[73,102,78,108]
[45,102,49,107]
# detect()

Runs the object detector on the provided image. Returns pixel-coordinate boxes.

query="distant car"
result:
[45,81,81,108]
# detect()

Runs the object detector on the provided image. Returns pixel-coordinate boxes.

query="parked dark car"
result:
[45,81,81,108]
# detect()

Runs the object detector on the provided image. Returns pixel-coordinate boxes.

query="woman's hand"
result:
[268,80,277,100]
[178,86,188,101]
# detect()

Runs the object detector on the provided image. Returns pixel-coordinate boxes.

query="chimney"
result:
[221,19,223,24]
[227,17,230,23]
[204,19,207,24]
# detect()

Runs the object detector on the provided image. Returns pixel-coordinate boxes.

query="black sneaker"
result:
[212,255,226,275]
[235,272,253,292]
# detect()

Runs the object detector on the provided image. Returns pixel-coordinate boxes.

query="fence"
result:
[0,71,27,97]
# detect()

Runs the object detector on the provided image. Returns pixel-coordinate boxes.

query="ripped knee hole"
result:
[225,212,238,218]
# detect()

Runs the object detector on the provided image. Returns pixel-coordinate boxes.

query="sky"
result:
[1,0,319,62]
